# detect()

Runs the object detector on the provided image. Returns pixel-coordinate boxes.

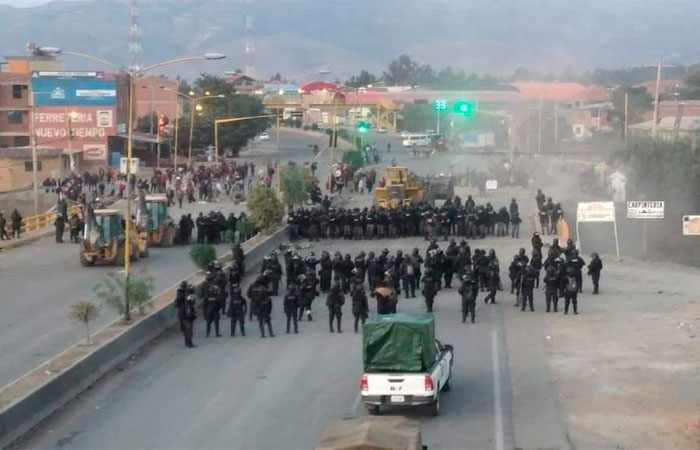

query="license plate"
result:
[390,395,405,403]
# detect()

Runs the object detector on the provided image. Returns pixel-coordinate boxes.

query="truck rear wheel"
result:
[428,394,440,416]
[442,377,452,392]
[366,405,380,416]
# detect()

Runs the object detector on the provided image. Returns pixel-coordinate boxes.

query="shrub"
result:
[190,244,217,270]
[247,184,284,233]
[94,272,155,320]
[280,162,312,206]
[68,300,100,344]
[342,149,365,168]
[311,123,319,131]
[302,125,311,131]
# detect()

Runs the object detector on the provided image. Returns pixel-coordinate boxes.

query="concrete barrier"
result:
[0,225,289,449]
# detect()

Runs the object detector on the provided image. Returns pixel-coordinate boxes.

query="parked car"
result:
[376,127,388,134]
[259,132,270,141]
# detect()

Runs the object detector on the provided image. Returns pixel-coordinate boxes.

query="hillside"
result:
[1,0,700,81]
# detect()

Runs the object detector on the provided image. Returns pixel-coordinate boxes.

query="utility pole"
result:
[156,112,161,169]
[188,100,195,167]
[537,97,543,154]
[553,100,558,143]
[652,59,662,138]
[173,109,179,168]
[29,85,39,215]
[525,100,531,153]
[624,92,629,142]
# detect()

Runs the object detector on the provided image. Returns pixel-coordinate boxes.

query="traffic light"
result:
[357,121,370,133]
[158,116,170,134]
[434,99,447,111]
[453,100,474,116]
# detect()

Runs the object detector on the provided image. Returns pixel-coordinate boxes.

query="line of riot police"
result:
[286,196,524,241]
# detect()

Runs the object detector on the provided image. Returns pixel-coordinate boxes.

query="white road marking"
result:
[352,392,362,413]
[492,328,505,450]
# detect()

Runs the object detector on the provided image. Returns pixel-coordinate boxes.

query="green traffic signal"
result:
[357,120,370,133]
[453,100,474,116]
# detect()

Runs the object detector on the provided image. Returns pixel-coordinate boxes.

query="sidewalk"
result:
[0,227,54,251]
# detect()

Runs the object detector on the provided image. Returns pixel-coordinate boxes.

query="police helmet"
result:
[205,271,214,281]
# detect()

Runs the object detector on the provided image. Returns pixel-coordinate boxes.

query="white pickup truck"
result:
[361,339,454,416]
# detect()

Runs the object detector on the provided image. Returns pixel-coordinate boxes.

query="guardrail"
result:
[2,204,83,236]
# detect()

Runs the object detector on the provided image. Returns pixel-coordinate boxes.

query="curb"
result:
[0,225,289,449]
[0,229,52,251]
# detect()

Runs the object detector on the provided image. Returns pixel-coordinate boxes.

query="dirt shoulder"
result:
[543,257,700,449]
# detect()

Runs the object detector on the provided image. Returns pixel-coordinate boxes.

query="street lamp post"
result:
[172,92,225,167]
[38,46,225,321]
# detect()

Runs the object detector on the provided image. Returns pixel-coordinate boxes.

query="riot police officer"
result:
[326,284,345,333]
[182,295,197,348]
[458,273,477,323]
[255,290,274,337]
[228,285,247,336]
[284,284,301,334]
[422,268,438,312]
[247,276,268,321]
[351,284,369,333]
[203,285,222,337]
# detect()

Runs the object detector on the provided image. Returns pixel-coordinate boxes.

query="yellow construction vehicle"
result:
[79,208,146,266]
[374,166,426,208]
[139,194,177,248]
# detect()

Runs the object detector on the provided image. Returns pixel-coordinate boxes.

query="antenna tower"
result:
[128,0,143,71]
[244,0,255,75]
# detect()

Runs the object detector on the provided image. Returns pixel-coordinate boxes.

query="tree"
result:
[383,54,420,86]
[94,272,155,319]
[247,184,284,233]
[68,300,100,345]
[190,244,217,270]
[342,150,365,168]
[401,102,435,132]
[615,137,700,211]
[611,86,652,129]
[176,75,269,159]
[346,70,378,88]
[280,162,312,206]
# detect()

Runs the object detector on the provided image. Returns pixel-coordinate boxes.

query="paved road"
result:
[0,130,327,387]
[12,152,572,449]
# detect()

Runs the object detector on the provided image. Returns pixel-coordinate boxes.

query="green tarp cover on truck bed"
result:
[362,313,436,373]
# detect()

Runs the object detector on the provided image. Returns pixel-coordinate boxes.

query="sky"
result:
[1,0,80,6]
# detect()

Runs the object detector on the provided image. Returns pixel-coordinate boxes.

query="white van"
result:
[402,134,430,147]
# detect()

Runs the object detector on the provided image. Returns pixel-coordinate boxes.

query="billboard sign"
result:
[627,201,664,219]
[120,157,140,175]
[682,215,700,236]
[32,76,116,106]
[577,202,616,223]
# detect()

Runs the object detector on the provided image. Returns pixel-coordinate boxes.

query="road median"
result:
[0,225,289,449]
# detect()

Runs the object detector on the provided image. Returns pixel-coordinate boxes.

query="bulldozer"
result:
[137,193,177,248]
[374,166,427,208]
[79,207,147,266]
[424,173,455,204]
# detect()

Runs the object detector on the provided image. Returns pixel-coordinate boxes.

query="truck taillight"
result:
[361,375,368,391]
[424,375,434,391]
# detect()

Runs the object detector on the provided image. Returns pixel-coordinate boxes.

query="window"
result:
[591,109,600,118]
[24,161,42,172]
[7,110,24,124]
[12,84,23,99]
[13,136,29,147]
